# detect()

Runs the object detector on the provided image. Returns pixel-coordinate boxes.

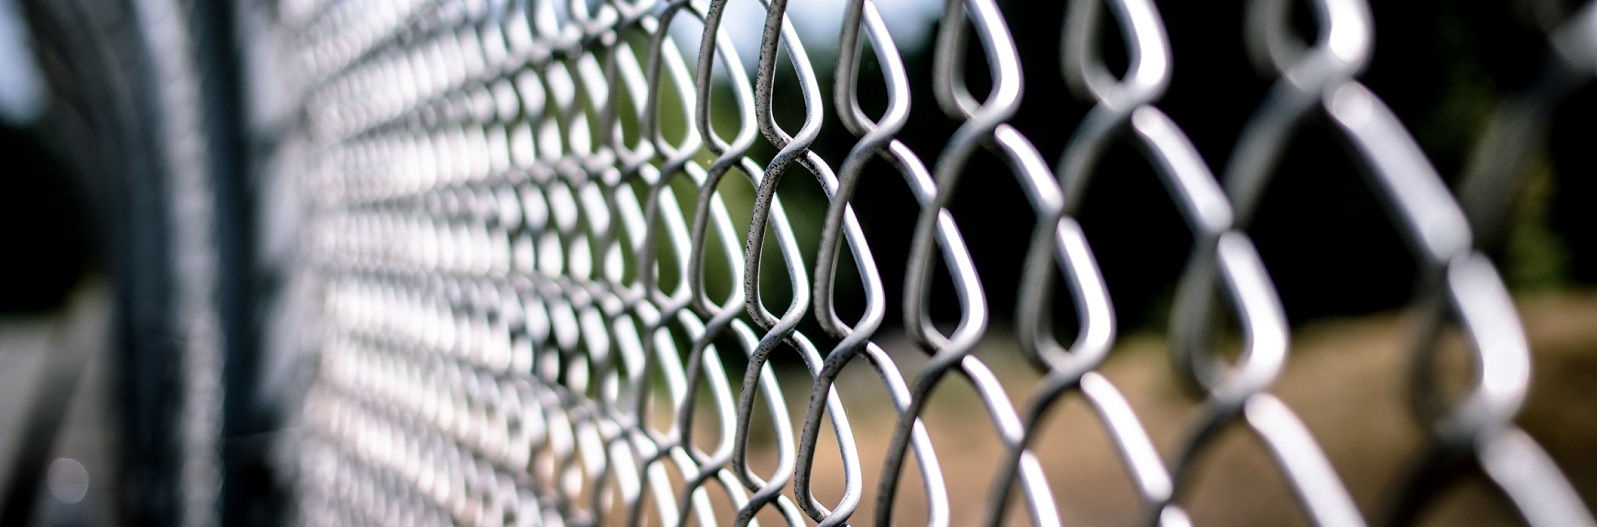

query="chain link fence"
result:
[264,0,1597,525]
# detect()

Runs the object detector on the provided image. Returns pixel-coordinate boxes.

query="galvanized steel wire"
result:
[286,0,1597,525]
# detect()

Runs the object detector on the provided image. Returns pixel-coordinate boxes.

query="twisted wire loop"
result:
[801,1,953,525]
[1227,0,1596,526]
[1399,3,1597,526]
[281,0,1597,525]
[1038,0,1362,525]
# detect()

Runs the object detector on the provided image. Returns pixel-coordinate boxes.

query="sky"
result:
[0,0,44,126]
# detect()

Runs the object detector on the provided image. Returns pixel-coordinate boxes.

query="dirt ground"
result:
[723,290,1597,526]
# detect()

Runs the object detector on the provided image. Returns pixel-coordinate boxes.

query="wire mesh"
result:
[285,0,1597,525]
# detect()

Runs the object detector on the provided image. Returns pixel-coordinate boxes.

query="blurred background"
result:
[0,0,1593,525]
